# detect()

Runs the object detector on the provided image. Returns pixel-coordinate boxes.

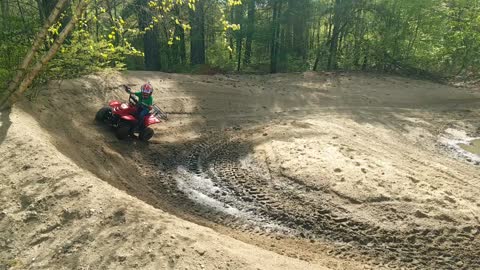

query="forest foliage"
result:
[1,0,480,98]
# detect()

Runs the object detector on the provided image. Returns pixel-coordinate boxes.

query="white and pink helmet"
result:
[141,82,153,98]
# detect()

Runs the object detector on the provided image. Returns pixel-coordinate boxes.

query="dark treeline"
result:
[1,0,480,96]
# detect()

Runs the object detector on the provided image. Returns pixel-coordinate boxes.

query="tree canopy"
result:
[1,0,480,105]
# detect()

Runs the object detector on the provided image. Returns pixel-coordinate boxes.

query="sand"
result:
[1,71,479,269]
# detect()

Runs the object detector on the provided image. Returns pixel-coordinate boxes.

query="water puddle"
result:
[439,128,480,163]
[174,166,292,232]
[459,139,480,155]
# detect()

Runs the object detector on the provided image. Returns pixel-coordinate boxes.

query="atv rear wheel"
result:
[116,122,132,140]
[139,127,154,142]
[95,107,111,122]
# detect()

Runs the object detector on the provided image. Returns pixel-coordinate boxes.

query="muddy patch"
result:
[439,128,480,164]
[459,139,480,155]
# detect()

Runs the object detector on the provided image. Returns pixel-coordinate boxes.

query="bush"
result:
[47,30,129,80]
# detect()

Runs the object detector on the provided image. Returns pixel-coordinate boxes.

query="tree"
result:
[190,0,205,65]
[326,0,354,70]
[233,2,244,71]
[291,0,309,60]
[37,0,57,24]
[2,0,480,93]
[137,0,161,70]
[243,0,255,65]
[173,6,186,66]
[0,0,69,109]
[1,0,9,19]
[269,0,282,73]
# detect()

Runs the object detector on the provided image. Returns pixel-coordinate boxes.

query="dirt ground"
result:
[1,71,480,270]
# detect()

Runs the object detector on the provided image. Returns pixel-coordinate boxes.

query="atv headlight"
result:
[120,103,129,110]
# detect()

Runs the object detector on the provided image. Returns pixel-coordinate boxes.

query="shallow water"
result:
[459,139,480,155]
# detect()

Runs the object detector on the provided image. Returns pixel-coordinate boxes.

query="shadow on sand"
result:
[0,108,12,144]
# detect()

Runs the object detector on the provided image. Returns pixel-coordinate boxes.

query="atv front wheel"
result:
[95,107,111,122]
[139,127,154,142]
[116,122,132,140]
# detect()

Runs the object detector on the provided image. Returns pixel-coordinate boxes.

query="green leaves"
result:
[3,0,480,79]
[47,29,141,79]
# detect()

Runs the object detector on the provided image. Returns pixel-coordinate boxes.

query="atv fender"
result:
[121,115,137,121]
[109,101,122,107]
[145,116,161,126]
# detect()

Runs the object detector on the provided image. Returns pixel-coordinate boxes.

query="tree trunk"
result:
[270,0,281,73]
[173,24,186,66]
[279,26,288,70]
[1,0,9,21]
[228,7,234,60]
[173,7,186,65]
[286,0,294,52]
[94,0,99,40]
[189,0,205,65]
[352,13,361,68]
[179,27,186,65]
[0,0,10,29]
[138,0,161,70]
[143,26,161,70]
[113,0,117,17]
[327,0,346,70]
[0,0,68,108]
[16,0,27,31]
[244,0,255,65]
[37,0,57,24]
[234,4,243,71]
[105,0,120,44]
[296,1,309,60]
[406,17,420,60]
[236,38,242,71]
[287,0,308,60]
[313,46,323,71]
[1,0,87,109]
[36,0,45,25]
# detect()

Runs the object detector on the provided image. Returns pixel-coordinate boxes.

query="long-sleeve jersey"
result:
[134,92,153,107]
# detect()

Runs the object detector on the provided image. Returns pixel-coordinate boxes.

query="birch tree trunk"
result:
[1,0,87,109]
[0,0,68,108]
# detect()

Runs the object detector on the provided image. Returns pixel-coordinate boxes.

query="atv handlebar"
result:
[123,85,132,94]
[122,85,138,105]
[128,93,138,106]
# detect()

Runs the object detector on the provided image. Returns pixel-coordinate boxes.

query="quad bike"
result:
[95,85,168,141]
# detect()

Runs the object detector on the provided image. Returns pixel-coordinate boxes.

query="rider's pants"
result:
[136,106,149,130]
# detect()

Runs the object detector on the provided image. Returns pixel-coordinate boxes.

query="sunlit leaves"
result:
[227,0,242,6]
[48,21,62,36]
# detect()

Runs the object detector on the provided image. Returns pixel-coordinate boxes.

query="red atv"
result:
[95,85,168,141]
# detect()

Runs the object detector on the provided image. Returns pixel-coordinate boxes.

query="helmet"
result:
[141,82,153,98]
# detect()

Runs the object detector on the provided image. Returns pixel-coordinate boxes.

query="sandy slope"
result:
[1,71,480,269]
[0,108,328,269]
